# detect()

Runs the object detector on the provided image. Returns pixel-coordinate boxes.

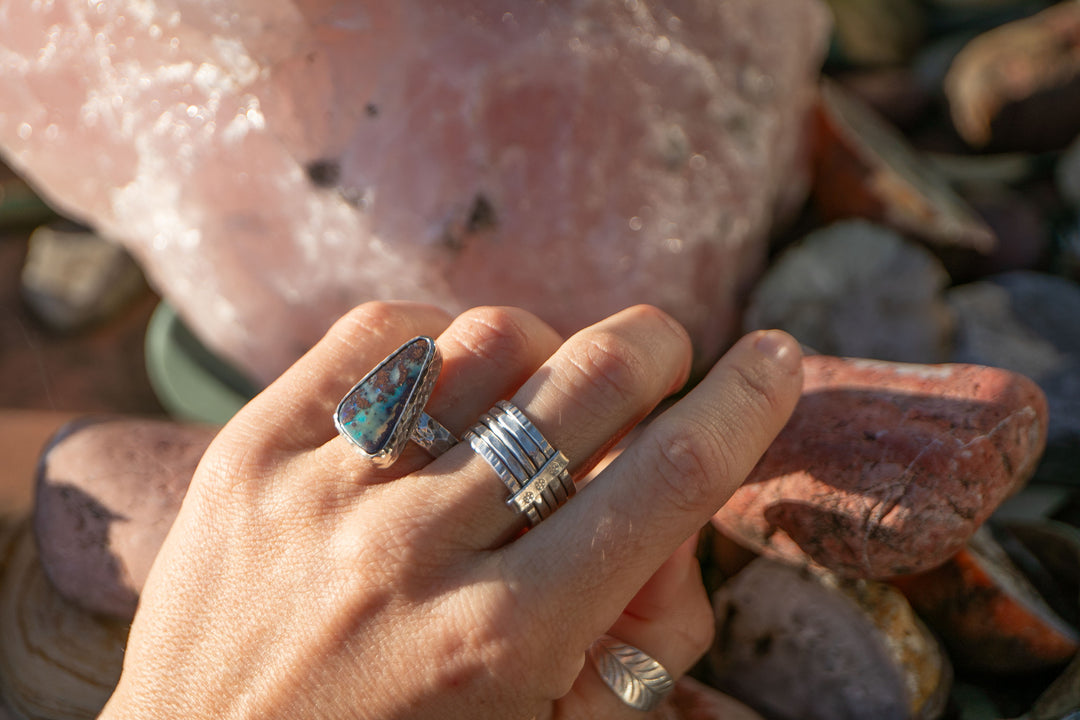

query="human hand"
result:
[100,303,802,719]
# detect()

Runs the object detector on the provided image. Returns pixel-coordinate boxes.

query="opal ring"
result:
[465,400,575,526]
[334,336,458,468]
[588,634,674,712]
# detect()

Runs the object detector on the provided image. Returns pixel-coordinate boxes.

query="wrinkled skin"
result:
[100,303,802,720]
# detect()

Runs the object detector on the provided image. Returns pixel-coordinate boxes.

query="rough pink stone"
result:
[0,0,830,383]
[712,356,1048,578]
[34,418,214,620]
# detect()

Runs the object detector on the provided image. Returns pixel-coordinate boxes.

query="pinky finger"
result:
[555,533,713,720]
[655,677,766,720]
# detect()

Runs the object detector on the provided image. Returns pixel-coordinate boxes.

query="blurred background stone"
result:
[20,223,146,334]
[893,524,1079,675]
[0,0,831,384]
[831,68,933,131]
[0,526,127,720]
[1029,651,1080,720]
[4,0,1080,716]
[0,231,162,415]
[812,80,997,269]
[963,184,1050,275]
[744,220,954,363]
[1057,135,1080,208]
[945,1,1080,152]
[0,161,54,229]
[947,272,1080,484]
[824,0,926,67]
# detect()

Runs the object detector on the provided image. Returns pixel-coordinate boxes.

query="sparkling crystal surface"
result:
[0,0,831,383]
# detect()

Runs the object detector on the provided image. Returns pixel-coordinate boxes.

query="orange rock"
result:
[712,355,1048,578]
[892,526,1079,674]
[813,80,996,258]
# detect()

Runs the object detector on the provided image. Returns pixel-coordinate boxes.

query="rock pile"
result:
[7,0,1080,718]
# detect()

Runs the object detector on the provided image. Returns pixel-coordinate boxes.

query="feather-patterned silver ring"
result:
[587,634,674,712]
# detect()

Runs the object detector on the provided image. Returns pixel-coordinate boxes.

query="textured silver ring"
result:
[464,400,575,526]
[334,336,457,468]
[588,634,674,712]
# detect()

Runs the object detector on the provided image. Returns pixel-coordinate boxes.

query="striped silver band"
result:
[464,400,575,526]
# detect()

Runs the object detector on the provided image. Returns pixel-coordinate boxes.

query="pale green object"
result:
[145,302,257,424]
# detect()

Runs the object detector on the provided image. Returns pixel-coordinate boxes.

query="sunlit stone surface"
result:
[0,1,830,383]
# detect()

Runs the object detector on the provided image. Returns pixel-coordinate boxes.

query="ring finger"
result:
[309,305,564,490]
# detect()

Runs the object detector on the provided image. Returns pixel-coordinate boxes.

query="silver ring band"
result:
[334,336,458,467]
[588,634,674,712]
[465,400,575,526]
[413,412,458,457]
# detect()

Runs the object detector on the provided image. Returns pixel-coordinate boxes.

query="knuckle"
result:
[330,301,404,341]
[729,357,788,418]
[450,307,535,364]
[647,418,733,516]
[566,332,648,417]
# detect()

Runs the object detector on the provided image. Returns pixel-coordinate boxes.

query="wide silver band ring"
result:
[334,336,457,468]
[588,634,674,712]
[464,400,575,526]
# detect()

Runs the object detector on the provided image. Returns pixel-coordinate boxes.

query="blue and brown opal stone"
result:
[334,336,436,459]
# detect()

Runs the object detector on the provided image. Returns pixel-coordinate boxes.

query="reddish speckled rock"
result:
[712,355,1048,578]
[34,417,216,620]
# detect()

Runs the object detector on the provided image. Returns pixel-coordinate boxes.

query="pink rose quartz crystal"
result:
[0,1,830,383]
[712,355,1049,579]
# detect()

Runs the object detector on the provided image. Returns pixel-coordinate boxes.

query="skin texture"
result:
[99,303,802,720]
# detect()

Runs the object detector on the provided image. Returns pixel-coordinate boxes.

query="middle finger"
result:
[408,305,693,549]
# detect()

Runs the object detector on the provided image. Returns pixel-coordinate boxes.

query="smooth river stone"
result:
[0,0,830,384]
[744,220,955,363]
[712,355,1048,578]
[709,558,949,720]
[947,272,1080,485]
[0,527,128,720]
[34,417,216,620]
[335,336,434,457]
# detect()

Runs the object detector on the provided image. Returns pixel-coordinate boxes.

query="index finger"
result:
[509,330,802,651]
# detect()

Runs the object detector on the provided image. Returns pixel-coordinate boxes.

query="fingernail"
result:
[754,330,802,373]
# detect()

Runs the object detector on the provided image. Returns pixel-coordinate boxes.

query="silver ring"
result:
[588,634,674,712]
[334,336,457,468]
[464,400,575,526]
